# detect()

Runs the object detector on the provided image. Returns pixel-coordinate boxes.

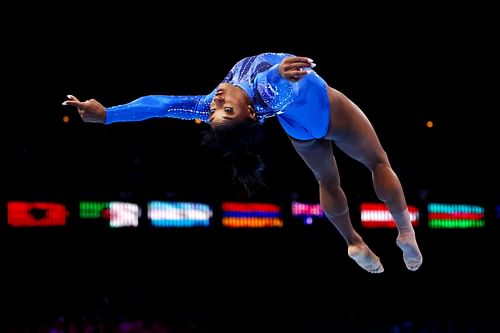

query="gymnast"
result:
[63,52,422,273]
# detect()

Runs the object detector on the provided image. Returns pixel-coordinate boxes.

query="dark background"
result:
[2,4,499,331]
[5,5,498,203]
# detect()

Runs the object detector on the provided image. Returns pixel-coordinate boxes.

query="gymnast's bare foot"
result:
[348,243,384,273]
[396,229,423,271]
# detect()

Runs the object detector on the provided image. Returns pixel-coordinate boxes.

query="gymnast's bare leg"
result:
[326,87,422,271]
[289,137,384,273]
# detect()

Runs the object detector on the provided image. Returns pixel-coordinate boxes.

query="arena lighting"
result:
[80,201,141,228]
[222,202,283,228]
[360,203,419,228]
[8,201,68,227]
[291,201,324,225]
[428,203,485,229]
[148,201,212,227]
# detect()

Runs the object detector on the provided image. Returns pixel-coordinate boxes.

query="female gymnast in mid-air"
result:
[63,52,422,273]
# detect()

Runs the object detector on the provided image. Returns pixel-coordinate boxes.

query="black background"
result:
[5,5,498,203]
[2,3,500,330]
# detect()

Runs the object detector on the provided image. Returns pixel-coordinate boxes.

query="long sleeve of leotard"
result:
[253,62,297,112]
[104,92,215,124]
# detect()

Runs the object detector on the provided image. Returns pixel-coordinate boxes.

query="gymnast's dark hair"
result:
[201,120,266,197]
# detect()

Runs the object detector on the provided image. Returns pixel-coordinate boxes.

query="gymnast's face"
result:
[209,83,256,128]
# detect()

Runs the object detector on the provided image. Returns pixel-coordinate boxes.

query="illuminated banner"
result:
[80,201,141,228]
[291,201,324,225]
[148,201,212,227]
[8,201,68,227]
[360,203,419,228]
[222,202,283,228]
[428,203,484,229]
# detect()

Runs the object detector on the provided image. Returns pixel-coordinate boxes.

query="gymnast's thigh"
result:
[288,137,340,184]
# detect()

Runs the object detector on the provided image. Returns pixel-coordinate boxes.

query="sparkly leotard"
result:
[105,52,330,140]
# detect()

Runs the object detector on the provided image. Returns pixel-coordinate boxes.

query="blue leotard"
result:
[105,52,330,140]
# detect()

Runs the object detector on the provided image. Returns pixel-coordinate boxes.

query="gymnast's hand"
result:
[62,95,106,123]
[279,56,315,82]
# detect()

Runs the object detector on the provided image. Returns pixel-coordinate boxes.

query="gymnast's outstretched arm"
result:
[62,91,215,124]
